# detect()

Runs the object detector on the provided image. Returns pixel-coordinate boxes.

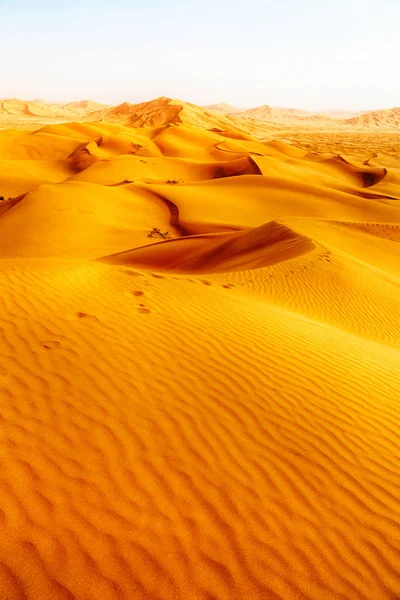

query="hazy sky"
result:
[1,0,399,110]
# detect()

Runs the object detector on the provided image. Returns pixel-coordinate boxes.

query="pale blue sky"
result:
[1,0,399,110]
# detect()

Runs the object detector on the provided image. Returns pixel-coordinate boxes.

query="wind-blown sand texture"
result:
[0,115,400,600]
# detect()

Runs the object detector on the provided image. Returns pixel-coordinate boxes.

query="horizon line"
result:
[0,95,399,114]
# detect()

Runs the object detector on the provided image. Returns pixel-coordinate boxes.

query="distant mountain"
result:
[344,107,400,128]
[321,110,358,120]
[204,103,241,115]
[62,100,109,116]
[204,104,360,121]
[238,104,275,119]
[1,96,399,131]
[0,99,109,120]
[236,104,333,123]
[0,98,49,116]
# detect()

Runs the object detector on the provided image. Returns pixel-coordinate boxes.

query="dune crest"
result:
[99,221,315,273]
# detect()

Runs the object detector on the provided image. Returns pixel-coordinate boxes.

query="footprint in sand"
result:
[41,340,61,350]
[132,290,144,297]
[76,312,99,320]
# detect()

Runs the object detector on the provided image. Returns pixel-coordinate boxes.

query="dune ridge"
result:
[0,114,400,600]
[2,96,400,136]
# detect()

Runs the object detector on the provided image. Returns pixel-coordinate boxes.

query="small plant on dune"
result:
[147,227,172,240]
[0,195,5,201]
[166,179,179,184]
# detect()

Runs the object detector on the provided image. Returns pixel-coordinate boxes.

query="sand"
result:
[0,111,400,600]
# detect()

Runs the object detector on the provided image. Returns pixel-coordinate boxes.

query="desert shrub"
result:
[147,227,172,240]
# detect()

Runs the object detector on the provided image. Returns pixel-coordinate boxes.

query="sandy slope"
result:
[0,118,400,600]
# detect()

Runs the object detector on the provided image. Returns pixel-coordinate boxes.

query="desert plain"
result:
[0,97,400,599]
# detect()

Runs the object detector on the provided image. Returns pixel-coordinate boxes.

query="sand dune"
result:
[0,114,400,600]
[100,221,315,273]
[2,96,399,137]
[86,97,260,138]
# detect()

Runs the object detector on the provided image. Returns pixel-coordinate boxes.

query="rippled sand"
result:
[0,119,400,599]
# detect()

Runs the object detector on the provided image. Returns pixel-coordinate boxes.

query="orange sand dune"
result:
[87,96,251,134]
[0,116,400,600]
[99,221,315,272]
[71,154,260,185]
